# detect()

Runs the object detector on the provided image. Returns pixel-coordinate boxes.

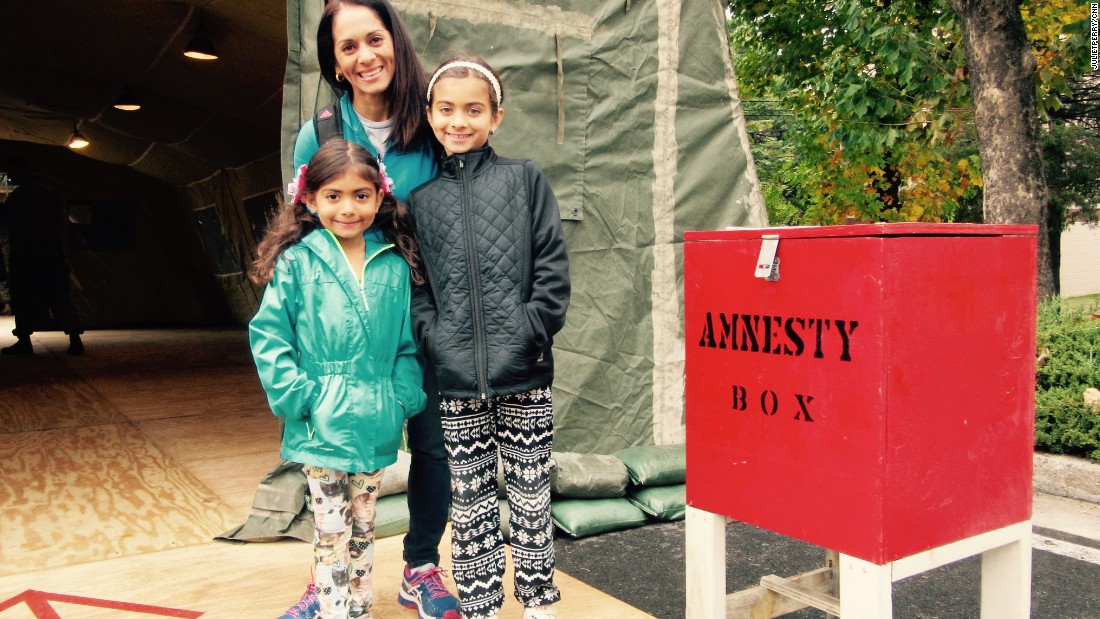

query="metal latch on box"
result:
[755,234,780,281]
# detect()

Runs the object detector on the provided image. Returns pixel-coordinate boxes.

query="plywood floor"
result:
[0,317,653,618]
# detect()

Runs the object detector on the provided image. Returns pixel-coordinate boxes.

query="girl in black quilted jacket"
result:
[409,56,570,619]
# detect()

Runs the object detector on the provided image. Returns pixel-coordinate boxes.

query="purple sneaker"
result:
[397,564,461,619]
[278,582,319,619]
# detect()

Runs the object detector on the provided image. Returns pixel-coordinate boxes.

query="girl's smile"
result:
[306,171,383,251]
[427,76,504,156]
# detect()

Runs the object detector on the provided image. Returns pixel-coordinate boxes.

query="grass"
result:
[1065,293,1100,311]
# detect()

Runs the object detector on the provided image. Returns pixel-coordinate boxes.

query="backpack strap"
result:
[313,103,343,145]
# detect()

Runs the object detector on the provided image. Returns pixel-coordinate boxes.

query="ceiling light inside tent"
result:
[184,11,219,60]
[67,121,89,149]
[113,85,141,111]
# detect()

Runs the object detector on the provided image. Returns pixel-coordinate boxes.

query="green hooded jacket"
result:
[249,228,426,473]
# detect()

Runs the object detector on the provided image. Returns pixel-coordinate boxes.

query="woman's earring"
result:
[336,72,345,82]
[489,129,495,135]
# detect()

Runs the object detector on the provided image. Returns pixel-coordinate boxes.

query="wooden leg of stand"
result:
[825,549,840,619]
[686,506,726,619]
[839,553,892,618]
[980,528,1032,619]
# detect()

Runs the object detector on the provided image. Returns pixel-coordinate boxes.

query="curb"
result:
[1033,452,1100,505]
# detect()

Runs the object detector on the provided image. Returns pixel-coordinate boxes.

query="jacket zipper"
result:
[459,158,490,401]
[358,245,392,312]
[327,229,392,312]
[359,262,369,310]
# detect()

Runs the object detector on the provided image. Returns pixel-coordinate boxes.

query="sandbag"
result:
[616,444,686,486]
[550,451,630,498]
[216,459,312,542]
[379,450,411,498]
[375,493,411,539]
[220,457,414,543]
[628,484,686,521]
[550,498,648,539]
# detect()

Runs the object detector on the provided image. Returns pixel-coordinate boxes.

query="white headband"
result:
[427,61,502,106]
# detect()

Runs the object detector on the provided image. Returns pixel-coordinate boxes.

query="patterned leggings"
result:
[303,466,383,619]
[440,385,561,618]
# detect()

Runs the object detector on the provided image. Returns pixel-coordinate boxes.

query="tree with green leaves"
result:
[729,0,983,222]
[729,0,1095,300]
[948,0,1053,298]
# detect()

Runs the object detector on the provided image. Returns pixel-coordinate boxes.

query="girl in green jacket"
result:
[289,3,459,616]
[249,139,427,619]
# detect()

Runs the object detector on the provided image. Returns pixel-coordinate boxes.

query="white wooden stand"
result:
[685,506,1032,619]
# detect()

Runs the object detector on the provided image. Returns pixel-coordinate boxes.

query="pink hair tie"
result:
[378,160,395,196]
[287,164,307,203]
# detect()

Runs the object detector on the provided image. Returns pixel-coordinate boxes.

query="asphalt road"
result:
[553,493,1100,619]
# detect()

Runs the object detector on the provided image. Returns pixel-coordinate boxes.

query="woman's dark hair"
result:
[250,139,423,286]
[426,56,505,114]
[317,0,431,152]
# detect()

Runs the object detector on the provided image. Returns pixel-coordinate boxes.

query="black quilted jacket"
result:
[409,146,570,399]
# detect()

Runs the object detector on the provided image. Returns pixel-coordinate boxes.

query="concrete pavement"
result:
[1032,452,1100,580]
[1034,492,1100,545]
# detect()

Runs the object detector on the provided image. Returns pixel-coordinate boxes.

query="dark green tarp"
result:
[282,0,767,453]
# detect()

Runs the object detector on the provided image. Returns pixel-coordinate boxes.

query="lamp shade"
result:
[66,120,89,149]
[113,85,141,111]
[184,10,219,60]
[184,34,218,60]
[67,130,89,149]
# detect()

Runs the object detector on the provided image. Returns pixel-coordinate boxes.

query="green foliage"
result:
[1035,298,1100,462]
[760,179,801,225]
[727,0,1094,225]
[1043,122,1100,228]
[1022,0,1095,116]
[728,0,980,222]
[742,101,803,224]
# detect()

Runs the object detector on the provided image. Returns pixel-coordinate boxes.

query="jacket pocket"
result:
[296,361,353,445]
[425,320,440,366]
[376,381,404,454]
[523,303,545,352]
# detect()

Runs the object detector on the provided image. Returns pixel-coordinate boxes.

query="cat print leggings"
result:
[440,385,561,619]
[303,465,383,619]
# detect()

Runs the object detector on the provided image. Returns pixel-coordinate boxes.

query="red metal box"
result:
[684,223,1037,564]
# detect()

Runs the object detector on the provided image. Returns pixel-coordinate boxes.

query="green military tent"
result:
[0,0,766,453]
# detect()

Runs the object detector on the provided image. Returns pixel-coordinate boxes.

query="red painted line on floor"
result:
[0,589,203,617]
[0,590,61,619]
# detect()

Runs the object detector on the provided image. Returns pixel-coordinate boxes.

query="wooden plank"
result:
[138,412,282,516]
[0,423,238,578]
[838,554,893,617]
[760,572,839,616]
[725,567,834,618]
[686,507,727,618]
[980,528,1032,619]
[0,362,128,433]
[891,521,1031,581]
[0,530,654,619]
[0,319,656,618]
[825,548,840,619]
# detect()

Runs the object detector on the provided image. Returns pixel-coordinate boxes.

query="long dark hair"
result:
[250,139,423,286]
[317,0,432,152]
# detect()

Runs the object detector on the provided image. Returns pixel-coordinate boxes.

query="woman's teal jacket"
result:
[292,93,438,204]
[249,229,426,473]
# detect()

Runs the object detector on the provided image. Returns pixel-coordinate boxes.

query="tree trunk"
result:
[948,0,1055,300]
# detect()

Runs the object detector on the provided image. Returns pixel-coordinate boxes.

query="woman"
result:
[278,2,458,619]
